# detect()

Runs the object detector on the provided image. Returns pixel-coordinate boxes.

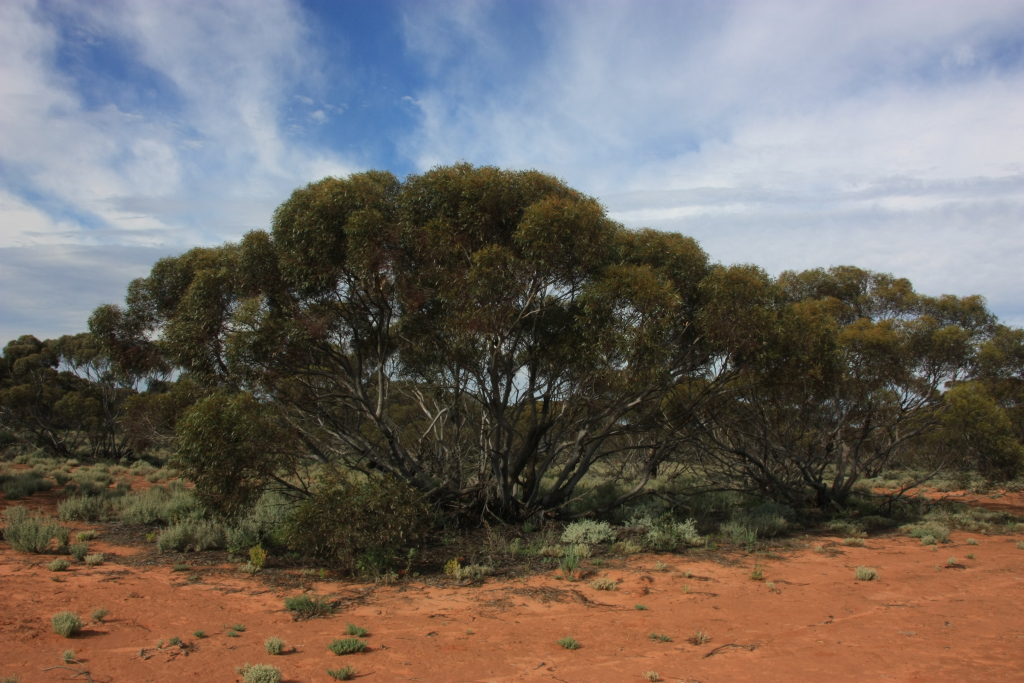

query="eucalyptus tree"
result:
[112,164,716,519]
[676,266,994,509]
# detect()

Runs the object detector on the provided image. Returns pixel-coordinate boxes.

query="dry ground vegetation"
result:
[2,450,1024,682]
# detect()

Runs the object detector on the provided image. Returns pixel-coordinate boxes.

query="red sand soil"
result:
[2,491,1024,682]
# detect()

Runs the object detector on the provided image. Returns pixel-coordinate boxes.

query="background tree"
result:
[673,266,992,509]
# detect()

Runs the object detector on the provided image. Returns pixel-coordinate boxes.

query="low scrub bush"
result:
[902,522,951,543]
[51,611,83,637]
[557,637,581,650]
[264,636,285,655]
[47,559,70,572]
[1,472,52,500]
[327,638,367,655]
[235,664,281,683]
[854,566,878,581]
[68,543,89,561]
[58,495,115,523]
[84,553,104,566]
[285,474,430,577]
[842,538,865,547]
[327,666,357,681]
[2,506,63,553]
[345,624,368,637]
[630,515,703,550]
[561,520,616,545]
[284,594,334,618]
[688,630,711,645]
[156,520,226,553]
[589,578,617,591]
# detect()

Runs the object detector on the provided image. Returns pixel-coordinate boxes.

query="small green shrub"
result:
[749,565,764,581]
[967,538,978,545]
[168,636,182,646]
[235,663,282,683]
[649,632,672,642]
[249,545,267,569]
[58,495,115,522]
[77,530,98,542]
[156,520,226,553]
[842,538,865,547]
[947,556,957,566]
[559,547,580,578]
[539,545,564,558]
[48,559,70,572]
[327,638,367,655]
[903,522,950,543]
[2,506,62,553]
[643,672,661,682]
[284,594,333,618]
[635,604,648,610]
[69,543,89,561]
[327,666,358,681]
[51,611,84,637]
[557,637,581,650]
[84,553,104,566]
[62,649,75,663]
[264,636,285,655]
[920,535,937,546]
[91,607,108,622]
[631,515,703,550]
[611,540,642,554]
[194,630,206,638]
[345,623,368,637]
[229,623,246,632]
[561,520,616,545]
[589,578,616,591]
[854,566,878,581]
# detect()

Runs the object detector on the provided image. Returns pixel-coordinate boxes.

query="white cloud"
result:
[399,0,1024,325]
[0,0,356,251]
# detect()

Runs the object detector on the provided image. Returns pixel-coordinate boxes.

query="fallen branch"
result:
[41,665,95,682]
[703,642,757,658]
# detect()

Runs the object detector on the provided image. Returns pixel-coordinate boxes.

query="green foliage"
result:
[649,633,672,642]
[62,649,76,663]
[249,545,267,569]
[284,594,334,619]
[327,667,358,681]
[345,624,368,637]
[557,637,581,650]
[327,638,367,655]
[51,611,84,637]
[561,520,616,545]
[193,630,206,638]
[630,515,703,550]
[47,559,69,572]
[174,394,299,516]
[842,538,865,547]
[635,604,648,610]
[589,578,616,590]
[91,607,108,622]
[934,382,1024,481]
[58,495,115,522]
[2,506,63,553]
[68,543,89,561]
[903,522,950,543]
[264,636,285,655]
[84,553,103,566]
[235,664,281,683]
[285,474,429,576]
[156,520,225,553]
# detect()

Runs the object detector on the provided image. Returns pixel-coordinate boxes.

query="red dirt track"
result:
[2,494,1024,682]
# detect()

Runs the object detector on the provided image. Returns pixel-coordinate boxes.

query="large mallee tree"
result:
[13,164,1017,520]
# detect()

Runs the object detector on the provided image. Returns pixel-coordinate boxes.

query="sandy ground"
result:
[2,490,1024,682]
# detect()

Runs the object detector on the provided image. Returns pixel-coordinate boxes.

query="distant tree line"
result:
[3,164,1022,520]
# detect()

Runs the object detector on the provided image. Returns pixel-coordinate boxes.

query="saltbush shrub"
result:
[51,611,84,637]
[327,638,367,655]
[2,506,63,553]
[156,520,226,553]
[236,664,281,683]
[630,515,703,550]
[561,520,616,545]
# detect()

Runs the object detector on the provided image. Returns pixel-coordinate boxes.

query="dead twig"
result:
[703,642,758,658]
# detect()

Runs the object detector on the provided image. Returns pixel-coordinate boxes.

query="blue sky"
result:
[2,0,1024,342]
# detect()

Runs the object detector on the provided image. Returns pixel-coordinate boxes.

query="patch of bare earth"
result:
[2,494,1024,682]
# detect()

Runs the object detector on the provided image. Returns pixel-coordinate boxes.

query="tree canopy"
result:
[2,163,1020,521]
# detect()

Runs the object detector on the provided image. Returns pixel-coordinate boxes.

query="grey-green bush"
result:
[156,520,226,553]
[561,520,616,545]
[2,506,62,553]
[235,664,282,683]
[51,611,84,637]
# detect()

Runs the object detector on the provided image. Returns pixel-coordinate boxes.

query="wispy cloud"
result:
[400,0,1024,323]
